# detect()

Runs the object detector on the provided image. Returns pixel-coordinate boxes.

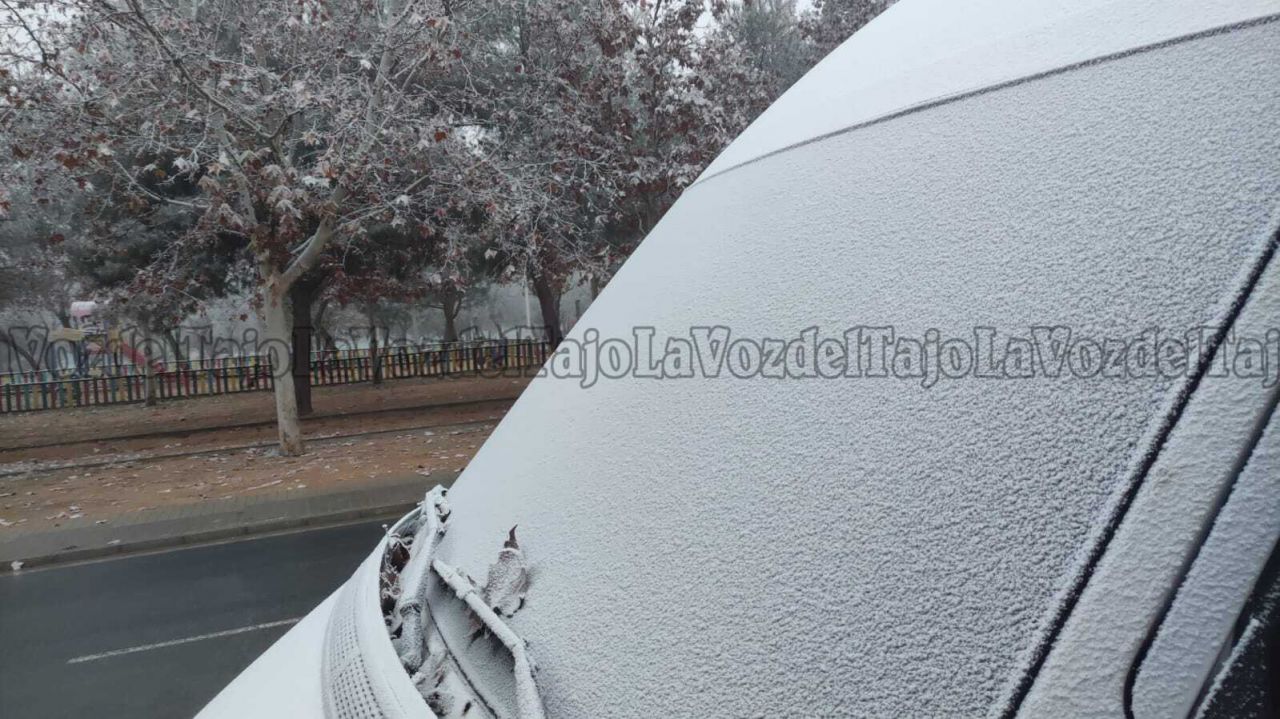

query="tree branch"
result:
[121,0,270,139]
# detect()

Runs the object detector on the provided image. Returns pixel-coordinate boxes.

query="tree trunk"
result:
[368,306,382,385]
[442,292,460,343]
[318,327,336,352]
[262,291,305,456]
[314,299,336,351]
[141,327,157,407]
[143,363,157,406]
[529,269,563,346]
[163,330,182,366]
[290,281,319,416]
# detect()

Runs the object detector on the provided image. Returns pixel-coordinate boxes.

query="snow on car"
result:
[199,0,1280,717]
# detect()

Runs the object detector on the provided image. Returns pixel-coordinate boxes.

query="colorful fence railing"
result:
[0,339,550,414]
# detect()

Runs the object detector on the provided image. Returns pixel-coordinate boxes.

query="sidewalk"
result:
[0,374,530,451]
[1,471,456,570]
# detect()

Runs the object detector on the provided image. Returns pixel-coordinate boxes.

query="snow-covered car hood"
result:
[196,591,334,718]
[198,532,443,719]
[200,0,1280,716]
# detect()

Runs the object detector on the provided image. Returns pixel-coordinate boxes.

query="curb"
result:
[0,420,496,479]
[2,472,456,571]
[9,503,416,570]
[1,394,520,453]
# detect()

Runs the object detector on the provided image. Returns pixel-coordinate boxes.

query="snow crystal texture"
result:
[698,0,1280,182]
[436,15,1280,719]
[1019,256,1280,717]
[1132,400,1280,718]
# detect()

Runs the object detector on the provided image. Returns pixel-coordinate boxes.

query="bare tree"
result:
[5,0,489,454]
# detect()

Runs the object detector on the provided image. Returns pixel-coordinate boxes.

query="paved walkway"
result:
[1,471,455,569]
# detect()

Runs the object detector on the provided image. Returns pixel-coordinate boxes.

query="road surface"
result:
[0,519,392,718]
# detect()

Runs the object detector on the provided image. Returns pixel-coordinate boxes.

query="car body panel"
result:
[1020,250,1280,715]
[1132,394,1280,718]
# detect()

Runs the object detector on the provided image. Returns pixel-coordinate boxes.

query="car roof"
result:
[698,0,1280,182]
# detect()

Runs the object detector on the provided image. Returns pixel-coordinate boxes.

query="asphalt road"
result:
[0,519,392,718]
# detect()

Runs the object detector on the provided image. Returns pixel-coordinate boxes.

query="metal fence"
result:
[0,339,550,414]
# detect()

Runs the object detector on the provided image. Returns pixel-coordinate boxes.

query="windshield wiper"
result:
[384,487,545,719]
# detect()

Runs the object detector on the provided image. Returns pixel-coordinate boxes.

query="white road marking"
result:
[66,617,302,664]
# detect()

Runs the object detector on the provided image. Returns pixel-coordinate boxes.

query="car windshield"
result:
[428,21,1280,719]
